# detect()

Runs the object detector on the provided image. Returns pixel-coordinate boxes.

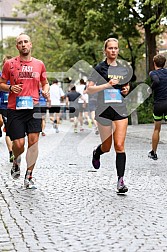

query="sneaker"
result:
[24,176,37,189]
[11,159,21,179]
[95,127,99,135]
[148,150,158,160]
[88,120,92,128]
[92,150,100,169]
[74,128,78,133]
[9,152,14,163]
[117,177,128,193]
[80,127,84,132]
[56,128,59,133]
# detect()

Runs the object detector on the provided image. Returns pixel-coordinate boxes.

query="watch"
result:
[9,85,12,92]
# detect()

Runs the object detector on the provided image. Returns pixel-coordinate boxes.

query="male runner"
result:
[0,33,50,189]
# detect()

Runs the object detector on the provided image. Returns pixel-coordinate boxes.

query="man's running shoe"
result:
[148,150,158,160]
[11,159,21,179]
[117,177,128,193]
[24,176,37,189]
[9,152,14,163]
[92,150,100,169]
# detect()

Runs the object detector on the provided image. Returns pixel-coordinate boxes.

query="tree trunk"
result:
[144,25,157,75]
[131,110,138,125]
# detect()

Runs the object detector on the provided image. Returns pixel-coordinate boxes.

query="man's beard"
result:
[20,49,30,56]
[21,52,29,56]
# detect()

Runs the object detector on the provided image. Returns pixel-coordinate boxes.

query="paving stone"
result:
[1,122,167,251]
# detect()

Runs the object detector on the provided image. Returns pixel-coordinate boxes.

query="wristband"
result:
[9,85,12,92]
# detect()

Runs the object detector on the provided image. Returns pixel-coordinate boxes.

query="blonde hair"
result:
[103,38,119,50]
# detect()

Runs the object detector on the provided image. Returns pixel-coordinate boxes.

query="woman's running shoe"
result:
[117,177,128,193]
[92,150,100,169]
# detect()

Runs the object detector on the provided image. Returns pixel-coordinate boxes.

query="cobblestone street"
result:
[1,120,167,252]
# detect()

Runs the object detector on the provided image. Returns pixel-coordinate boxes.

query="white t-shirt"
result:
[50,84,64,105]
[76,84,88,103]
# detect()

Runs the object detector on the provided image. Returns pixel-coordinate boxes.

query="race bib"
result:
[104,89,122,103]
[16,96,33,110]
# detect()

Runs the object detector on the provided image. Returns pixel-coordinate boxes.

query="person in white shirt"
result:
[49,79,64,133]
[76,79,91,131]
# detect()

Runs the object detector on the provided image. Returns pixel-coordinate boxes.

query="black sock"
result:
[94,144,104,159]
[116,152,126,180]
[9,151,13,156]
[25,170,32,179]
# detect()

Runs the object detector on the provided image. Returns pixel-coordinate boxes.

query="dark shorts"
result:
[7,107,42,141]
[49,106,61,114]
[40,107,47,114]
[78,103,89,113]
[153,101,167,121]
[95,105,128,126]
[69,107,79,118]
[89,101,97,112]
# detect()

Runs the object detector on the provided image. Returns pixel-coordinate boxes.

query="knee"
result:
[114,143,124,152]
[14,142,24,153]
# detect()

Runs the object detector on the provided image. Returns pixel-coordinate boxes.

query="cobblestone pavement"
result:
[1,120,167,252]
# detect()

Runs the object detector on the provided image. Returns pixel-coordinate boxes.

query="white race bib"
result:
[104,89,122,103]
[16,96,33,110]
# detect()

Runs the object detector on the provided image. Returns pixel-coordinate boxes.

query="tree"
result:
[118,0,167,73]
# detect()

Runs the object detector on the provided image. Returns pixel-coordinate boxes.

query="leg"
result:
[113,118,128,193]
[5,136,14,162]
[12,138,25,159]
[11,138,25,179]
[78,111,83,128]
[152,120,161,153]
[90,110,99,134]
[0,114,3,137]
[26,132,40,172]
[41,116,46,136]
[92,122,113,169]
[113,119,128,176]
[98,122,113,152]
[24,132,40,189]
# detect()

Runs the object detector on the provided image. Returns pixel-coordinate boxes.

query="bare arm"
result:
[41,80,50,100]
[86,79,118,94]
[0,77,23,93]
[0,77,10,92]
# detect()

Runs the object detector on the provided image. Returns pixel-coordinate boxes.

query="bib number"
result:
[16,96,33,110]
[104,89,122,103]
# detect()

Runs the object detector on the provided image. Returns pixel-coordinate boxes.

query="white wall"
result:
[0,20,26,41]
